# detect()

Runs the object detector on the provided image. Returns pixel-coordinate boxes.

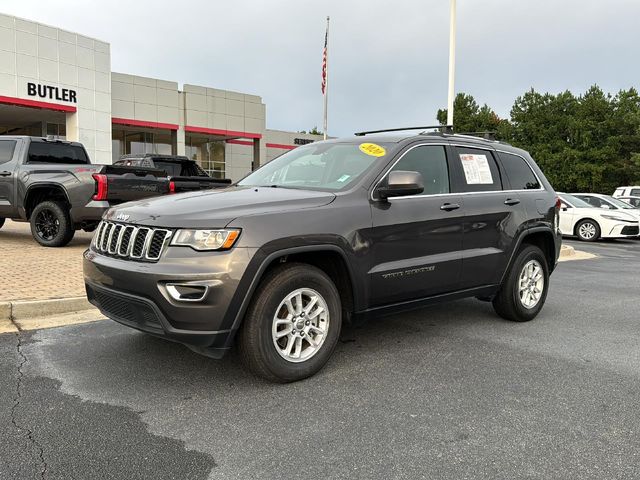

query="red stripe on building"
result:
[266,143,297,150]
[0,95,76,112]
[112,117,179,130]
[226,139,254,146]
[184,125,262,139]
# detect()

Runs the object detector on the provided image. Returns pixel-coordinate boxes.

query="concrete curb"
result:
[0,296,95,321]
[560,244,575,258]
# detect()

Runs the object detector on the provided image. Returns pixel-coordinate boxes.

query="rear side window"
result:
[453,147,502,192]
[390,145,449,195]
[497,152,540,190]
[28,142,89,165]
[0,140,17,165]
[631,188,640,197]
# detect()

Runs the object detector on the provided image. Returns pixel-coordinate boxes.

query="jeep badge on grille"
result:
[116,213,130,221]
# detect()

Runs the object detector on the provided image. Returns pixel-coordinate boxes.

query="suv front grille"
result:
[92,221,172,262]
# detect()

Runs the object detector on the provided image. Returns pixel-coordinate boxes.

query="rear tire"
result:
[492,245,549,322]
[238,263,342,382]
[30,200,75,247]
[0,217,4,229]
[575,219,600,242]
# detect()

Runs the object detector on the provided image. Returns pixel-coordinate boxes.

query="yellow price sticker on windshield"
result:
[359,143,386,157]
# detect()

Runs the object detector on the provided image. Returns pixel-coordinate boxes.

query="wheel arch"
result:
[501,227,558,285]
[24,183,71,219]
[227,245,359,340]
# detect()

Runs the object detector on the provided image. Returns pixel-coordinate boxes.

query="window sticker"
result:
[337,174,351,182]
[460,154,493,184]
[359,143,386,157]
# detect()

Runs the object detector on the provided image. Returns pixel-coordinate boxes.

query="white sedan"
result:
[558,193,640,241]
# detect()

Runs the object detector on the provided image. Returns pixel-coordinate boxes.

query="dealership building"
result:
[0,13,322,180]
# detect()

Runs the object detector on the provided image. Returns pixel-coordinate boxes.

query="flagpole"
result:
[446,0,456,126]
[323,16,330,140]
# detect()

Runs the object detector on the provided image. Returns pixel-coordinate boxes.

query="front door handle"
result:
[440,203,460,211]
[504,198,521,206]
[0,171,11,177]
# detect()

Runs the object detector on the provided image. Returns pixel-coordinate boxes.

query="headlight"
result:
[171,229,241,251]
[601,214,635,222]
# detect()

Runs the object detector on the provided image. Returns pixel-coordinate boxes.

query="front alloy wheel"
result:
[272,288,330,363]
[238,263,342,382]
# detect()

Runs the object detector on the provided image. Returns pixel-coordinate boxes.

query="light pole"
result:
[446,0,456,127]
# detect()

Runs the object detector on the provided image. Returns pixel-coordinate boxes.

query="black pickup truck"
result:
[114,154,232,192]
[0,136,170,247]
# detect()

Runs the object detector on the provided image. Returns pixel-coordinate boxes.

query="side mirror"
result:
[377,170,424,200]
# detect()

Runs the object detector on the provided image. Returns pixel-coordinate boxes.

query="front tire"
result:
[30,201,75,247]
[575,219,600,242]
[492,245,549,322]
[238,263,342,382]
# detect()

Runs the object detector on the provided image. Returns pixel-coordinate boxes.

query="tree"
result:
[298,126,323,135]
[437,93,507,136]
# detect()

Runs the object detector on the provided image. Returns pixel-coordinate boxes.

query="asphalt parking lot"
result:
[2,238,640,480]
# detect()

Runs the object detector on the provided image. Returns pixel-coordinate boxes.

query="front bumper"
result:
[83,246,257,357]
[604,223,640,238]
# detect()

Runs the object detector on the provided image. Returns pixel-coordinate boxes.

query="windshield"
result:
[560,194,592,208]
[238,142,389,191]
[603,195,636,209]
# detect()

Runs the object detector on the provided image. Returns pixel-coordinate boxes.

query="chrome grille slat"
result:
[92,221,172,263]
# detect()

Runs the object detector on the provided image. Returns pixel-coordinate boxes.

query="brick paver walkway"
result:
[0,220,93,301]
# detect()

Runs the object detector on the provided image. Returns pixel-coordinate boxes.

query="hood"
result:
[104,186,336,228]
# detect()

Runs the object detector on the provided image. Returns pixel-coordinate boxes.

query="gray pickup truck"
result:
[0,136,170,247]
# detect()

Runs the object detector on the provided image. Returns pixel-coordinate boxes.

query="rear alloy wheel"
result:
[238,263,342,382]
[30,201,75,247]
[492,244,549,322]
[576,219,600,242]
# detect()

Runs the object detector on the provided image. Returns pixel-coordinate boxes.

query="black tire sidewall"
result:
[246,265,342,382]
[0,217,4,229]
[30,201,74,247]
[576,219,600,242]
[506,246,549,321]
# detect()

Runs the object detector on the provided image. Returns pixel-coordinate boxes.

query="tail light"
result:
[169,180,176,194]
[92,173,108,201]
[555,197,562,210]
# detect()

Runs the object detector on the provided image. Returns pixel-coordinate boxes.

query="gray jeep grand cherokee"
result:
[84,129,562,382]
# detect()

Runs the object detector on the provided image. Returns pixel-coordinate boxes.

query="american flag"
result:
[321,27,328,95]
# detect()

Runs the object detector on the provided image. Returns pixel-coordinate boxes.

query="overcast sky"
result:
[3,0,639,136]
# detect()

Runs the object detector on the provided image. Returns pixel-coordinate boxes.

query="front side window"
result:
[497,152,540,190]
[454,147,502,192]
[631,188,640,197]
[0,140,17,165]
[239,142,388,191]
[27,141,89,164]
[389,145,449,195]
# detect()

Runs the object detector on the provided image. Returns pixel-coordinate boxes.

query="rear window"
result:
[497,152,540,190]
[0,140,16,165]
[153,161,182,177]
[28,141,89,165]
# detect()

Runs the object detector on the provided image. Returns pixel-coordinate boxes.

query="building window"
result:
[185,135,226,179]
[46,123,66,139]
[111,127,174,162]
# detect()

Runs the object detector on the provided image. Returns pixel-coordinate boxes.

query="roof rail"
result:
[456,131,497,141]
[354,125,453,136]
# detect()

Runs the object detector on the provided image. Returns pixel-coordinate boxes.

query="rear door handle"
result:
[440,203,460,211]
[0,171,11,177]
[504,198,521,206]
